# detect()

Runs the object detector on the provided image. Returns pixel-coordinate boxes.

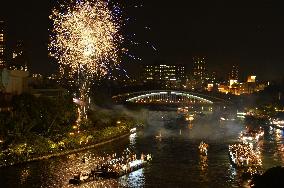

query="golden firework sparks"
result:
[49,0,122,80]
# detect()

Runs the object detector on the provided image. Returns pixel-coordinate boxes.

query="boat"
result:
[96,159,148,179]
[69,172,91,185]
[69,154,152,185]
[270,118,284,130]
[228,143,262,168]
[199,141,208,156]
[239,127,264,143]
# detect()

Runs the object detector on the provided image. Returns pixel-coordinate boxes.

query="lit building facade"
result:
[218,74,267,95]
[184,57,208,91]
[228,65,239,89]
[0,68,29,94]
[0,21,5,68]
[218,83,229,94]
[229,65,239,80]
[143,64,185,88]
[193,57,206,83]
[247,75,256,83]
[9,40,28,71]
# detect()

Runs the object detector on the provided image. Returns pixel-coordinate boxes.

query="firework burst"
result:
[49,0,123,121]
[49,0,123,82]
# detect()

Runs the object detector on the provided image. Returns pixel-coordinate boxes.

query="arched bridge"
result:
[112,90,230,105]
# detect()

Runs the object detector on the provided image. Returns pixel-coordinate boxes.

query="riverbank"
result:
[0,124,138,168]
[25,132,130,163]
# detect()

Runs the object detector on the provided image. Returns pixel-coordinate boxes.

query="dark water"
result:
[0,111,284,188]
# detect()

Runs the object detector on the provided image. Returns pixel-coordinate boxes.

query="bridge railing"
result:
[112,90,231,104]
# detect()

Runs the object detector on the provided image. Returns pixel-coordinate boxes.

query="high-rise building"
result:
[143,64,185,88]
[193,57,206,83]
[9,40,28,71]
[228,65,239,90]
[0,21,6,68]
[188,57,207,91]
[229,65,239,80]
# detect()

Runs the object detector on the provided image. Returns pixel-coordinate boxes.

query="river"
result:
[0,110,284,188]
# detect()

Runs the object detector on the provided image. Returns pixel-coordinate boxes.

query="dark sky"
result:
[1,0,284,81]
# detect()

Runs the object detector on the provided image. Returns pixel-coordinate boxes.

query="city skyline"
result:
[1,0,284,81]
[1,2,284,187]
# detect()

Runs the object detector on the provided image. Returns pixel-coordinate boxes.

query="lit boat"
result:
[177,106,188,114]
[228,143,262,168]
[69,154,152,185]
[274,124,284,130]
[270,118,284,130]
[199,141,208,156]
[239,127,264,143]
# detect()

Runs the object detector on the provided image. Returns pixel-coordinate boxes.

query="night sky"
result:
[1,0,284,81]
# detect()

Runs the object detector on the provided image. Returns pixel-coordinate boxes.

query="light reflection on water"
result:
[20,167,30,184]
[129,133,137,147]
[0,111,284,188]
[119,168,145,188]
[199,155,209,182]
